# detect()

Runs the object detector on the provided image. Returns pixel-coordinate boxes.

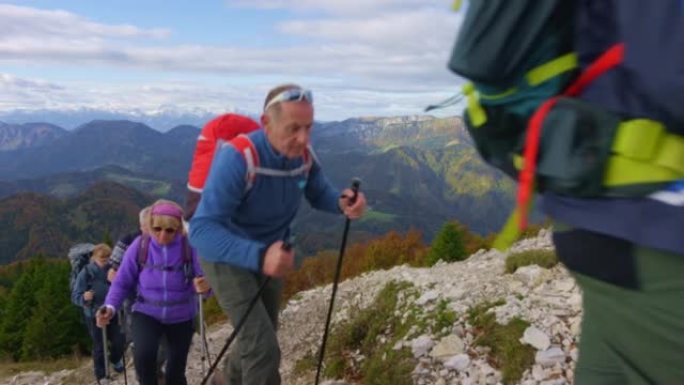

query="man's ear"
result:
[260,113,270,129]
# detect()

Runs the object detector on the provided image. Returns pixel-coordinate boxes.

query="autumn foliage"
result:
[283,229,428,302]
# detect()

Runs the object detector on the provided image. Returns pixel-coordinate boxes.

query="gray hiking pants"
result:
[201,260,283,385]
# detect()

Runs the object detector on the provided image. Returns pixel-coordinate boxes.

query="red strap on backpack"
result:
[517,43,625,229]
[230,134,259,191]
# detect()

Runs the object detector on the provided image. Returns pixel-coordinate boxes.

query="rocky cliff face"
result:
[3,230,581,385]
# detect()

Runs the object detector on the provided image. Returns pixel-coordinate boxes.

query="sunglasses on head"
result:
[152,226,177,234]
[264,88,313,111]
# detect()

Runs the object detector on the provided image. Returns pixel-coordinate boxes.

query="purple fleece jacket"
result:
[104,234,203,324]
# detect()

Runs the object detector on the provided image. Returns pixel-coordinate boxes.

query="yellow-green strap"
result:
[605,119,684,186]
[655,134,684,174]
[526,53,578,86]
[452,0,463,11]
[604,157,683,186]
[493,207,523,251]
[493,194,537,251]
[479,87,518,101]
[463,83,487,127]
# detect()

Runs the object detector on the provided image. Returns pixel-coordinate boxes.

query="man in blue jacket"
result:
[189,83,367,385]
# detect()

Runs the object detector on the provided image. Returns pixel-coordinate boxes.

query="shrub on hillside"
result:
[505,249,558,274]
[426,221,468,265]
[283,229,427,303]
[468,300,535,384]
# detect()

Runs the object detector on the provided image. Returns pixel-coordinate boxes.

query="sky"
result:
[0,1,466,121]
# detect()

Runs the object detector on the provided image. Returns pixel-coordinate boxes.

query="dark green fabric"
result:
[553,225,684,384]
[449,0,573,86]
[449,1,579,189]
[464,106,524,180]
[200,260,283,385]
[537,97,620,196]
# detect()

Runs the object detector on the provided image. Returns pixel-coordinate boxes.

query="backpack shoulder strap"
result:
[82,263,94,287]
[304,144,318,176]
[181,235,194,281]
[229,134,259,194]
[137,234,151,271]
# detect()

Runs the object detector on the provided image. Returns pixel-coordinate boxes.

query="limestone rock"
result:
[521,326,551,350]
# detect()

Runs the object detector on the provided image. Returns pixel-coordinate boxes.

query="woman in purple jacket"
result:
[97,199,209,385]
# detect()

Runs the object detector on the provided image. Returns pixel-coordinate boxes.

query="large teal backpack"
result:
[444,0,684,248]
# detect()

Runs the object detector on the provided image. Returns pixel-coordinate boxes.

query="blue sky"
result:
[0,1,465,121]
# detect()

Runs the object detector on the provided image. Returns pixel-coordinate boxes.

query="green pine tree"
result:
[426,221,468,266]
[0,260,45,360]
[21,263,88,359]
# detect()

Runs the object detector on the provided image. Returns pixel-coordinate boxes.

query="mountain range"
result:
[0,107,220,132]
[0,115,518,264]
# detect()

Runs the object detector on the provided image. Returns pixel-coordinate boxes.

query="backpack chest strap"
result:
[140,264,185,272]
[230,135,314,193]
[136,295,193,307]
[254,162,311,177]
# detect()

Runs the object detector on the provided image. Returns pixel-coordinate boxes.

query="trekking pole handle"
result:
[349,178,361,204]
[340,178,362,205]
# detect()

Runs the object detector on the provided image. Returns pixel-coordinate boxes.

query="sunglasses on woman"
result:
[152,226,177,234]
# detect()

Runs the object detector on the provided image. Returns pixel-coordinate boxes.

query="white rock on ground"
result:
[522,325,552,350]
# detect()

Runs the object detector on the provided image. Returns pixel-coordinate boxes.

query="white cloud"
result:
[0,4,170,40]
[0,3,466,120]
[230,0,444,16]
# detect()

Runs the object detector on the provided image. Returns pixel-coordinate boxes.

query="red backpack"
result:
[187,114,260,193]
[185,114,260,219]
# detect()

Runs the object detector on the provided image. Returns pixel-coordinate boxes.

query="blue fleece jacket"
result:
[189,129,341,271]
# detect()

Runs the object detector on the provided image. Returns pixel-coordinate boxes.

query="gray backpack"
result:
[68,243,95,293]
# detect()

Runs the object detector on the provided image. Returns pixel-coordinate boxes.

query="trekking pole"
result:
[199,241,293,385]
[118,309,128,385]
[315,178,361,385]
[101,313,110,380]
[198,292,208,378]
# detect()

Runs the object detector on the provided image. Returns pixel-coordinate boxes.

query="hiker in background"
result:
[109,206,151,340]
[109,206,151,280]
[445,1,684,383]
[189,84,366,385]
[97,199,210,385]
[109,206,170,383]
[185,113,260,221]
[71,243,125,385]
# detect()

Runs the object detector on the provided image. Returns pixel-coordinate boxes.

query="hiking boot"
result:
[97,378,111,385]
[113,359,125,373]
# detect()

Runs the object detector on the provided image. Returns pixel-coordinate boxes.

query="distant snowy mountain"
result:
[0,106,257,132]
